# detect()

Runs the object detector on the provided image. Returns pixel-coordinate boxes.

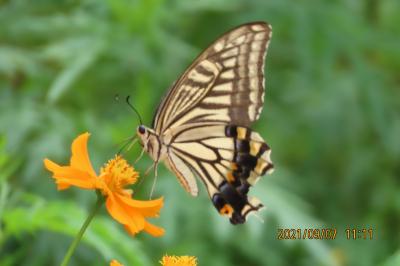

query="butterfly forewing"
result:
[152,22,272,134]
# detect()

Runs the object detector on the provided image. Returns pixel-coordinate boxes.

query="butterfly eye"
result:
[138,125,146,135]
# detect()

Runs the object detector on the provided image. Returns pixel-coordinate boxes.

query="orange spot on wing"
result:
[226,171,235,183]
[219,204,234,215]
[231,162,238,170]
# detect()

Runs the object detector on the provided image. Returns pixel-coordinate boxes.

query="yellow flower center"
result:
[160,255,197,266]
[100,155,139,195]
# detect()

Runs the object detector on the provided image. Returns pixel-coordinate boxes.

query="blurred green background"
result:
[1,0,399,265]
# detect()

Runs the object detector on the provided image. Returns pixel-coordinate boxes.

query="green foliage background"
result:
[0,0,399,265]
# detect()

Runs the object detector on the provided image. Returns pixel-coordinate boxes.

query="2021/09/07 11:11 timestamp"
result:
[345,228,374,240]
[276,228,375,240]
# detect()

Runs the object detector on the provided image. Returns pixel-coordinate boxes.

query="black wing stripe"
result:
[171,148,220,189]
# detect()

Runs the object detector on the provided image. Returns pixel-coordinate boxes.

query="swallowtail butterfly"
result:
[137,22,274,224]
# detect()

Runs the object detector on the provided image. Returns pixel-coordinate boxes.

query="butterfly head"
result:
[136,125,148,147]
[136,125,163,162]
[137,125,146,135]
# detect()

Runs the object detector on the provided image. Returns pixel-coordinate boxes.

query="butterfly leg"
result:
[149,162,159,199]
[135,148,145,164]
[126,137,138,151]
[142,161,159,199]
[144,162,154,176]
[135,161,153,190]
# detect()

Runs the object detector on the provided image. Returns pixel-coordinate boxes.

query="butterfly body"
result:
[137,22,274,224]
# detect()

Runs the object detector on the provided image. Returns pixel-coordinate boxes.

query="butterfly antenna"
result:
[126,95,143,125]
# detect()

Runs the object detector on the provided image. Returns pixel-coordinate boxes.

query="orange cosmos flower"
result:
[160,255,197,266]
[110,260,124,266]
[44,132,164,237]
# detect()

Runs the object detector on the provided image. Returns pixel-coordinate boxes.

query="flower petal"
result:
[44,159,97,190]
[70,132,97,177]
[143,220,165,237]
[43,158,62,173]
[43,159,71,190]
[110,260,124,266]
[124,224,140,236]
[105,195,145,234]
[115,193,163,217]
[56,182,71,190]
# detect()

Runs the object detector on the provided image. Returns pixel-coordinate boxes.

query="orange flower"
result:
[44,132,164,237]
[110,260,124,266]
[160,255,197,266]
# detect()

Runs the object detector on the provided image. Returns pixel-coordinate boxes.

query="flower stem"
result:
[60,194,104,266]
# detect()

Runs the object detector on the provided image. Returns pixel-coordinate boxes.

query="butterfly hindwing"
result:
[164,124,273,223]
[165,150,199,197]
